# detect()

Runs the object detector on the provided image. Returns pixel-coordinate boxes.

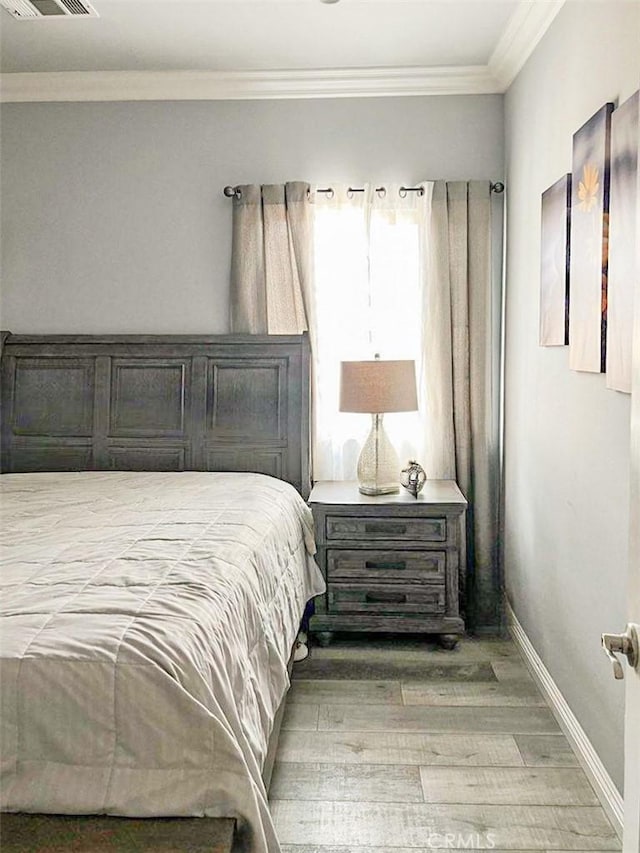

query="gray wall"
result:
[503,0,639,792]
[0,95,503,333]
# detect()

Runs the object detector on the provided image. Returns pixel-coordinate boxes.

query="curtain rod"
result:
[223,182,505,199]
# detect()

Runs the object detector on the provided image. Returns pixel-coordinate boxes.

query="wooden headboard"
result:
[0,333,311,498]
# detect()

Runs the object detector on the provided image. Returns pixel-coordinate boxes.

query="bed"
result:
[0,333,323,853]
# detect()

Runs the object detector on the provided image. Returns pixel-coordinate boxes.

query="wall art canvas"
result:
[606,90,639,394]
[569,102,614,373]
[540,174,571,346]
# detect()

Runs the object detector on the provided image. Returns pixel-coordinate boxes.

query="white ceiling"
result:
[0,0,566,101]
[1,0,519,73]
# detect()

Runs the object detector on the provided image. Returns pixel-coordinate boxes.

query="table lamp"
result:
[339,356,418,495]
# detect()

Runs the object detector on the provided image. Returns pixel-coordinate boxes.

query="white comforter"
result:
[0,471,325,853]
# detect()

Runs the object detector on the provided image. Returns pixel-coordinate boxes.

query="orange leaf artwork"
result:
[569,100,613,374]
[577,163,599,212]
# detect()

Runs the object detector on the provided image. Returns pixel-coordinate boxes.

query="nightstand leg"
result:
[314,631,334,648]
[439,633,459,650]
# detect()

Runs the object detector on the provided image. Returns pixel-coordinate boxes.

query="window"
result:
[312,185,426,480]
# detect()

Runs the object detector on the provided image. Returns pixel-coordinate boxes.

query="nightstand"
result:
[308,480,467,649]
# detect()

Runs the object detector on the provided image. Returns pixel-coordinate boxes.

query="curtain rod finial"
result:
[223,186,238,198]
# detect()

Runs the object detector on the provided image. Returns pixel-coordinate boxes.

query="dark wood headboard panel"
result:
[0,333,311,497]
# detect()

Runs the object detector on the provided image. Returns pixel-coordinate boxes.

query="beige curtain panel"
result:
[230,182,312,335]
[228,178,501,629]
[422,181,500,629]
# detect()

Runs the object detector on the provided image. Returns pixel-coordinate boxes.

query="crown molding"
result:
[0,1,564,104]
[489,0,566,90]
[0,65,502,103]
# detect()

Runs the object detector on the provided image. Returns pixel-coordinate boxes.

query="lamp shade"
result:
[339,359,418,414]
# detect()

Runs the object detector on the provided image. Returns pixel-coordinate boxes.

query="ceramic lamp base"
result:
[357,413,400,496]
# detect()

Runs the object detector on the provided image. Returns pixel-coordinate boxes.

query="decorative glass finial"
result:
[400,460,427,498]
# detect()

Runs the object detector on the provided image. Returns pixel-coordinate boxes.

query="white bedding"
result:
[0,471,325,853]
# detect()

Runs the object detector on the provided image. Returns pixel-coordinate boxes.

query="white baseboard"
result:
[506,601,623,838]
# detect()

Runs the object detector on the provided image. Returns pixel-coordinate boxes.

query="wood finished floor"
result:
[270,636,620,852]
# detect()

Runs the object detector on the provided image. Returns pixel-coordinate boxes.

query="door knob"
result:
[601,624,639,679]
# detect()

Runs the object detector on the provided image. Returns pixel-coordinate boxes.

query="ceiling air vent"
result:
[1,0,98,18]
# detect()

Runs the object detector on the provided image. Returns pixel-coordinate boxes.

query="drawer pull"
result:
[365,560,406,571]
[365,591,407,604]
[365,522,407,535]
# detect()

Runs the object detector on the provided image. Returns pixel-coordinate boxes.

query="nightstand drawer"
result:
[328,549,446,583]
[328,583,445,615]
[326,515,446,542]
